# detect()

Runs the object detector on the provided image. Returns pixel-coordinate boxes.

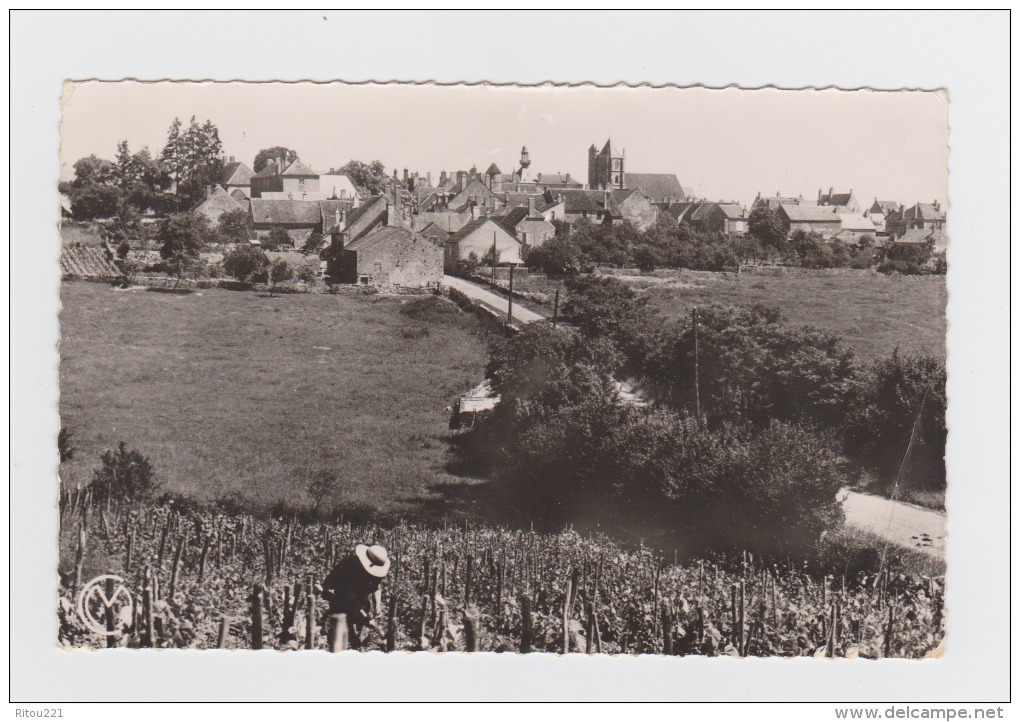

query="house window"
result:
[613,159,621,170]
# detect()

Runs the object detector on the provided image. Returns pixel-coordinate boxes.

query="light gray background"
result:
[9,9,1010,702]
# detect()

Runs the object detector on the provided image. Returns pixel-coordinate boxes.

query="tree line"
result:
[455,275,946,558]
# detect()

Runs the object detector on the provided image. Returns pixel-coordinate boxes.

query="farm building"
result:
[817,187,861,213]
[778,204,842,238]
[250,198,353,246]
[886,201,946,237]
[444,217,523,271]
[836,213,878,241]
[686,202,749,235]
[334,226,443,287]
[251,153,320,199]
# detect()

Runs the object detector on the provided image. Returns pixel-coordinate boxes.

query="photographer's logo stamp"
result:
[76,575,133,636]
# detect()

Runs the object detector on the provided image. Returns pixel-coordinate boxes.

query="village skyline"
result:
[60,82,949,211]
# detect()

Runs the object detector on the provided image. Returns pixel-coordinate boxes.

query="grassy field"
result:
[499,267,946,361]
[59,282,491,519]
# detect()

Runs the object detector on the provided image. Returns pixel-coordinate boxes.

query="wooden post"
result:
[156,522,168,566]
[562,579,573,654]
[495,558,504,625]
[662,608,674,655]
[328,614,348,652]
[692,306,701,421]
[126,528,135,573]
[739,580,746,657]
[552,289,560,327]
[263,535,274,589]
[197,535,212,582]
[520,594,533,653]
[251,585,264,650]
[730,584,738,647]
[169,532,187,603]
[72,526,86,599]
[884,605,894,658]
[416,592,429,650]
[217,617,229,649]
[507,265,514,324]
[305,576,316,650]
[491,233,497,287]
[142,575,154,648]
[463,606,480,652]
[771,572,779,626]
[464,554,474,607]
[386,593,397,652]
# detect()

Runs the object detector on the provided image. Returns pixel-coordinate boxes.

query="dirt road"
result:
[841,490,946,556]
[442,275,546,325]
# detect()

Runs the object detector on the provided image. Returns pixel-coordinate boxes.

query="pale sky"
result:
[60,82,949,209]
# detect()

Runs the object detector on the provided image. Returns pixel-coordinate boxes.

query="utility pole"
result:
[552,289,560,327]
[693,306,701,422]
[508,265,514,325]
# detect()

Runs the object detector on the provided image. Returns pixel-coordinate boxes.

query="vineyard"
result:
[58,489,945,657]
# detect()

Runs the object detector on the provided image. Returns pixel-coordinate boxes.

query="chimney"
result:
[439,170,447,186]
[604,189,611,214]
[229,155,235,164]
[528,195,538,217]
[471,202,480,220]
[334,206,341,228]
[818,188,822,200]
[206,184,213,199]
[829,187,834,197]
[427,171,432,186]
[403,168,409,185]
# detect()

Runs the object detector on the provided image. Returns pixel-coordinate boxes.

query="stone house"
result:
[751,192,814,210]
[335,226,443,287]
[835,213,878,242]
[548,188,658,230]
[687,202,749,235]
[498,196,556,246]
[817,188,861,214]
[444,217,523,271]
[625,173,692,203]
[220,157,255,198]
[250,153,320,199]
[192,184,246,225]
[885,201,946,237]
[778,204,842,238]
[250,198,354,245]
[866,199,900,231]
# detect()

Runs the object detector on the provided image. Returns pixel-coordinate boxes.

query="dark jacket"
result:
[321,554,382,623]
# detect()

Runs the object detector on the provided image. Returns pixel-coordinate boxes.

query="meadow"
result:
[59,282,491,519]
[499,267,947,361]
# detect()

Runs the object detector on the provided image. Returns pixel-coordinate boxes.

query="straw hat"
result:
[355,544,391,578]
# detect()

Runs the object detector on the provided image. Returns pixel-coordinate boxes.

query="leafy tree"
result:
[342,160,388,195]
[158,116,224,210]
[748,207,789,253]
[301,230,324,255]
[70,155,117,188]
[523,234,585,276]
[69,183,123,220]
[295,257,322,284]
[844,351,946,492]
[158,213,209,287]
[632,244,659,273]
[92,442,156,503]
[253,146,296,173]
[562,275,658,371]
[217,208,254,244]
[263,226,293,251]
[222,243,267,283]
[268,258,294,296]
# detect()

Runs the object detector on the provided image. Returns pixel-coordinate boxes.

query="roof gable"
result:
[221,161,254,186]
[780,205,840,222]
[625,173,686,201]
[281,159,318,177]
[446,217,518,245]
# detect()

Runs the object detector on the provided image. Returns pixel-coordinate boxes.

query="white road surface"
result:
[442,275,546,325]
[841,490,946,556]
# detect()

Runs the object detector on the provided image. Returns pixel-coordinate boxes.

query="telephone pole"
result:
[693,306,701,422]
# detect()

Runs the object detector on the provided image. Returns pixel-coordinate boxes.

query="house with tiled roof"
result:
[893,226,948,254]
[498,197,556,247]
[193,184,245,225]
[751,192,815,210]
[865,199,900,231]
[777,204,842,237]
[625,173,691,203]
[546,188,657,230]
[444,217,523,271]
[835,213,878,241]
[220,157,255,198]
[886,201,946,238]
[445,178,505,214]
[334,226,443,287]
[251,152,320,199]
[419,222,450,245]
[686,202,749,235]
[817,187,861,214]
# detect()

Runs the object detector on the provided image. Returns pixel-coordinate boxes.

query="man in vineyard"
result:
[320,544,391,649]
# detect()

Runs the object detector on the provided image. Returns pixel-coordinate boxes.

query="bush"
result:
[91,442,156,503]
[222,243,267,282]
[562,275,657,372]
[263,227,293,251]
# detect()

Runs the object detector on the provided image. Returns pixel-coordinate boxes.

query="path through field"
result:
[442,275,545,325]
[841,490,946,557]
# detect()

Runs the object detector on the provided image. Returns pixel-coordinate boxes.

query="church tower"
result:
[588,139,625,190]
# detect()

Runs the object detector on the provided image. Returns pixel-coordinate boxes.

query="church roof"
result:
[602,139,623,156]
[485,162,501,175]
